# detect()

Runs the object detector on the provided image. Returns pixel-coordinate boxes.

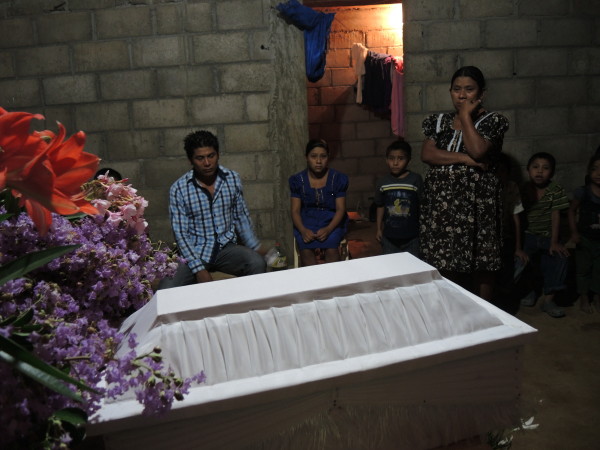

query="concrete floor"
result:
[346,218,600,450]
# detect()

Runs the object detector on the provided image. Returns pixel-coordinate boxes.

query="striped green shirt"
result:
[523,181,569,237]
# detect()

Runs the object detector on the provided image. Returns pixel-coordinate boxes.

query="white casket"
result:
[88,253,536,449]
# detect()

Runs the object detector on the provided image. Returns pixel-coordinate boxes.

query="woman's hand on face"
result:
[458,98,482,118]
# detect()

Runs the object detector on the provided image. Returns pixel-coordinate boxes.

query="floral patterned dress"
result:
[419,111,509,273]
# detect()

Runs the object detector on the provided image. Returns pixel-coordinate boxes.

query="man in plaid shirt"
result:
[160,130,266,288]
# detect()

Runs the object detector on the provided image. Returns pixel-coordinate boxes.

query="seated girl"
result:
[289,139,349,266]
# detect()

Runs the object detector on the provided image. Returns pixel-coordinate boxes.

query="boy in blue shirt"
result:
[374,140,423,257]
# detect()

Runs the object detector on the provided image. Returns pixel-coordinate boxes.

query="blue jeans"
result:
[518,233,568,294]
[158,243,266,289]
[381,235,420,259]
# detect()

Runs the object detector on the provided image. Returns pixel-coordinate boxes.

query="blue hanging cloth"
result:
[276,0,335,83]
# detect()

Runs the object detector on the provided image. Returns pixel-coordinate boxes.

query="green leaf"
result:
[53,407,88,427]
[0,245,80,286]
[0,335,99,399]
[64,212,87,221]
[0,212,13,221]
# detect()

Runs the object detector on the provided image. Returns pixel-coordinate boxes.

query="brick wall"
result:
[308,4,404,216]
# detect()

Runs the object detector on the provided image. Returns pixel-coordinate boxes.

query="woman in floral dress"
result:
[420,66,509,300]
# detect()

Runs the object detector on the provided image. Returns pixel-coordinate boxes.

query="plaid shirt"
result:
[169,166,260,273]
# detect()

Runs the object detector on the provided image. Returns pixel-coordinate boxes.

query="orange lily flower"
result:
[0,107,100,235]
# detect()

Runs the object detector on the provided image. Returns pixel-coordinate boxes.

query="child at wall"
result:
[519,152,570,318]
[494,153,528,313]
[374,139,423,257]
[567,150,600,313]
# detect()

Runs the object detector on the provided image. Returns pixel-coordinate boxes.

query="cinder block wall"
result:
[308,4,404,216]
[1,0,599,250]
[0,0,307,256]
[402,0,600,196]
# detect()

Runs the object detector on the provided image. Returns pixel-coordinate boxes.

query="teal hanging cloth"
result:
[276,0,335,82]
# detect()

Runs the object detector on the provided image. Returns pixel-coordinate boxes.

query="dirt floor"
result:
[346,218,600,450]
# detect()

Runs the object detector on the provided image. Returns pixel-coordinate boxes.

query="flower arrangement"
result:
[0,108,204,448]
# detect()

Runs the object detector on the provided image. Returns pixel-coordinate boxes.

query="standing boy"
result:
[374,140,423,257]
[519,152,570,317]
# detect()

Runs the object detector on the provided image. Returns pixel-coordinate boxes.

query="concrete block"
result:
[540,19,592,46]
[252,210,275,241]
[570,106,600,134]
[331,67,357,86]
[367,30,403,49]
[8,0,54,15]
[335,105,371,122]
[0,52,15,78]
[15,45,69,76]
[145,216,174,248]
[359,156,389,175]
[74,41,130,72]
[190,95,245,124]
[223,123,269,152]
[307,70,332,88]
[404,85,422,113]
[518,0,569,15]
[192,32,250,63]
[356,121,394,140]
[144,157,189,188]
[100,70,155,100]
[460,50,514,79]
[133,99,187,128]
[307,88,319,106]
[405,53,458,83]
[220,62,273,92]
[403,0,454,21]
[573,0,600,15]
[250,31,273,61]
[308,106,335,124]
[486,19,537,48]
[516,49,569,77]
[216,0,264,30]
[403,23,424,53]
[105,130,162,160]
[571,47,600,75]
[329,31,367,50]
[516,107,569,136]
[459,0,513,18]
[246,93,271,122]
[74,102,129,132]
[243,182,274,210]
[320,122,356,141]
[320,86,355,105]
[132,36,186,68]
[485,79,536,109]
[502,138,535,168]
[219,153,257,181]
[405,112,429,142]
[42,106,75,133]
[328,49,351,69]
[536,77,587,107]
[424,83,454,112]
[81,132,105,159]
[184,2,213,33]
[69,0,115,10]
[427,21,480,51]
[157,66,214,97]
[156,3,184,35]
[341,139,375,158]
[0,18,35,48]
[43,75,97,105]
[327,158,357,179]
[162,127,211,157]
[0,79,39,108]
[256,152,276,181]
[533,136,591,165]
[591,76,600,103]
[96,7,151,39]
[36,12,92,44]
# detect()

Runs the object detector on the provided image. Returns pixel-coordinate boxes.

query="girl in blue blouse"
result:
[289,139,349,266]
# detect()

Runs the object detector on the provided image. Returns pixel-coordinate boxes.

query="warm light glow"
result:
[383,4,403,32]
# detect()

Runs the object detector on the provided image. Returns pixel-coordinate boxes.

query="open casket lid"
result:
[89,253,537,435]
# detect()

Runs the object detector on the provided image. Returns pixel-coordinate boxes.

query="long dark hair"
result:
[450,66,486,92]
